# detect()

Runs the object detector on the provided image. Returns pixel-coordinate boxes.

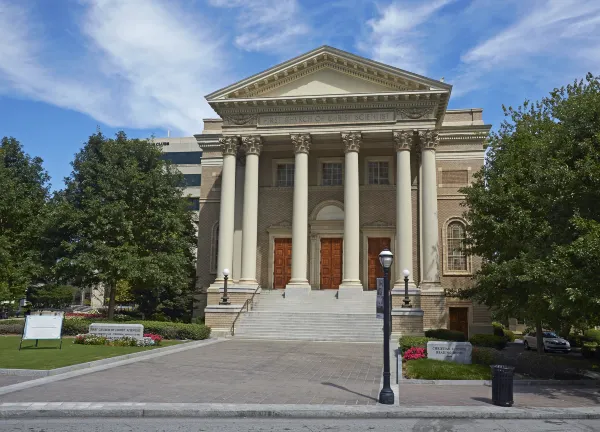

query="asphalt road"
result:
[0,418,599,432]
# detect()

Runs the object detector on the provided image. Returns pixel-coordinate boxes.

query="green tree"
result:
[0,137,50,304]
[49,131,197,319]
[28,285,76,309]
[460,74,600,352]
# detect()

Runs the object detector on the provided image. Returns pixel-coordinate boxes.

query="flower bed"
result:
[403,347,426,361]
[74,333,163,347]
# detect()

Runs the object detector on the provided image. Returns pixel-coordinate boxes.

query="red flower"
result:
[403,347,426,361]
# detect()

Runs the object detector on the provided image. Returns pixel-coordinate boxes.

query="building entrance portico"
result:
[200,45,493,340]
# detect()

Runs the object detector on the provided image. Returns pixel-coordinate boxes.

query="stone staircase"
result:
[234,289,382,342]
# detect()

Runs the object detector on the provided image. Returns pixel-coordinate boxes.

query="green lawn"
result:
[404,358,491,380]
[0,336,181,370]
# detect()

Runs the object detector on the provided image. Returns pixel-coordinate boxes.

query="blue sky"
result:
[1,0,599,190]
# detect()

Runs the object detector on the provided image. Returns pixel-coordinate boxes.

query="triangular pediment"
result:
[206,46,451,101]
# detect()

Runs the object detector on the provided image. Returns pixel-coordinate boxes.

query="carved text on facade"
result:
[259,110,395,127]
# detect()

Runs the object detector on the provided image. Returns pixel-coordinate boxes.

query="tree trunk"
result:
[108,282,116,320]
[535,319,545,354]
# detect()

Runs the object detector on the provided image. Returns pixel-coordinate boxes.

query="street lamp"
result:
[220,268,230,305]
[378,248,394,405]
[402,269,412,308]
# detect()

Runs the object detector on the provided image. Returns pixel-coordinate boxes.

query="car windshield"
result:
[543,332,559,338]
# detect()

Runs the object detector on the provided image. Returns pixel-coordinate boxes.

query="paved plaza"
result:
[0,340,598,407]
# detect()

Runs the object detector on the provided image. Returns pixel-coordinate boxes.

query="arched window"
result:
[447,221,467,271]
[210,222,219,274]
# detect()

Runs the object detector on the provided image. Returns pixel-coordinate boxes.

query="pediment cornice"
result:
[206,46,451,102]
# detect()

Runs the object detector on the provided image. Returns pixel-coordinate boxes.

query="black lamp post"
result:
[378,248,394,405]
[402,269,412,308]
[220,268,230,305]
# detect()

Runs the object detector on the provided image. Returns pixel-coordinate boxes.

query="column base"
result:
[392,308,424,337]
[338,281,364,299]
[285,280,311,299]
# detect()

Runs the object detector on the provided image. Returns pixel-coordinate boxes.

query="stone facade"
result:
[192,46,493,336]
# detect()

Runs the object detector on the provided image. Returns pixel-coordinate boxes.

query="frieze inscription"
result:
[258,111,396,127]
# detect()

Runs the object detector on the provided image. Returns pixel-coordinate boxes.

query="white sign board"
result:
[23,315,63,340]
[427,341,472,364]
[89,323,144,340]
[376,278,384,319]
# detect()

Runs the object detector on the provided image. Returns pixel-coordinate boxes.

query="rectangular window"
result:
[181,174,201,187]
[276,164,295,187]
[368,161,390,185]
[322,163,342,186]
[161,151,202,165]
[187,197,200,211]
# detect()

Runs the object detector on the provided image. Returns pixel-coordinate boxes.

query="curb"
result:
[0,403,599,419]
[0,338,224,397]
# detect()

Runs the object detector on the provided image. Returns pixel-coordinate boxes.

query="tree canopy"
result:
[48,131,197,319]
[460,73,600,339]
[0,137,50,306]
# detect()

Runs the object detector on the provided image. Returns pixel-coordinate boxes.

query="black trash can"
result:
[490,365,514,407]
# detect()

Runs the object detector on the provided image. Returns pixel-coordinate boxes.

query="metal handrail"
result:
[230,285,260,336]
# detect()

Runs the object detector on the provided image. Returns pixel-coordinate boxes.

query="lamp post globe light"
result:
[403,269,412,308]
[378,248,394,405]
[220,268,230,305]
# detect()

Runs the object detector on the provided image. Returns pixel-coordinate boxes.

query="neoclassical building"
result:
[194,46,493,338]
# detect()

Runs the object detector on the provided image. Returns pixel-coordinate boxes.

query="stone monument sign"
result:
[89,323,144,340]
[427,341,472,364]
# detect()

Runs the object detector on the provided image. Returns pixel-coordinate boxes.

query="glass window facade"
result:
[187,197,200,211]
[322,163,342,186]
[447,222,467,271]
[367,161,390,185]
[182,174,201,187]
[276,164,295,187]
[161,152,201,165]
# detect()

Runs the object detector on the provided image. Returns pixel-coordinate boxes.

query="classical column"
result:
[286,133,311,296]
[239,135,262,286]
[339,131,363,298]
[216,136,238,282]
[418,130,441,289]
[393,130,415,289]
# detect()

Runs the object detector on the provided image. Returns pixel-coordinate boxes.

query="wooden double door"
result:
[368,237,391,290]
[320,238,343,289]
[449,307,469,338]
[273,238,292,289]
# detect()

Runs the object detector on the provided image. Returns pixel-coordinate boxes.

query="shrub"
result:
[0,323,24,335]
[584,330,600,344]
[472,347,497,366]
[469,334,507,350]
[62,319,90,336]
[424,329,466,342]
[112,337,138,347]
[0,319,25,325]
[502,329,516,342]
[403,347,426,361]
[582,342,598,359]
[492,322,504,337]
[493,351,586,379]
[399,336,432,352]
[404,359,491,380]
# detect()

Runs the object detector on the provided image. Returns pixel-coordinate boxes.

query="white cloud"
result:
[0,0,229,135]
[209,0,310,53]
[359,0,454,75]
[451,0,600,97]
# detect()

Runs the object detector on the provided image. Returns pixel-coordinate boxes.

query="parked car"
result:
[523,331,571,353]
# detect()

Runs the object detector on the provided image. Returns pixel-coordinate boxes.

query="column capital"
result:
[219,136,239,156]
[341,131,361,153]
[291,133,311,154]
[241,135,263,156]
[393,130,414,152]
[418,130,439,150]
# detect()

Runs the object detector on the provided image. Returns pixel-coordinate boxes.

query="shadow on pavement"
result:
[321,382,377,402]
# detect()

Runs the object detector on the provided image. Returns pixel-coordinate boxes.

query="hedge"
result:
[584,329,600,344]
[1,319,211,340]
[492,322,516,342]
[399,336,432,352]
[424,329,467,342]
[469,334,507,350]
[582,342,598,359]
